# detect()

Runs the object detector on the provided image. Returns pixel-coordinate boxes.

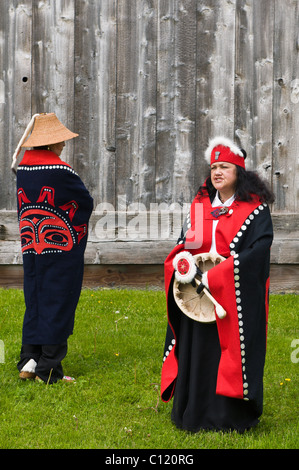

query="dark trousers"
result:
[17,343,68,384]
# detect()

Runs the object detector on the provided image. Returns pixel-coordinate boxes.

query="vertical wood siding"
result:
[0,0,298,215]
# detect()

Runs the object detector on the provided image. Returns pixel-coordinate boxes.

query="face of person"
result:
[210,161,238,198]
[49,141,65,156]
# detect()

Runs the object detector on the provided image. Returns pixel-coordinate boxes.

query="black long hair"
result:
[198,164,275,204]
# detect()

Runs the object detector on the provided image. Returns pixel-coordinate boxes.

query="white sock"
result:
[21,359,37,373]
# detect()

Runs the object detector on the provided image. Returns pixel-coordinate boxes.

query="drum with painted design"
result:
[173,252,225,323]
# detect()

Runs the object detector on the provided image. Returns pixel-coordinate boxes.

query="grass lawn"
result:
[0,288,298,450]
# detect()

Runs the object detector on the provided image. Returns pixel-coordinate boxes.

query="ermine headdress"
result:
[204,136,246,169]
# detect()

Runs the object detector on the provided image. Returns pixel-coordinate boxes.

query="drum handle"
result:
[194,278,226,320]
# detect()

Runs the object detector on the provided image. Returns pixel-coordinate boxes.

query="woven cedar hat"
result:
[204,136,246,169]
[21,113,78,147]
[11,113,78,173]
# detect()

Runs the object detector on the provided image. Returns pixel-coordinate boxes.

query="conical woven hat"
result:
[21,113,78,147]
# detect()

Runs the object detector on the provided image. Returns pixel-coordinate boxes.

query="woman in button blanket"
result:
[160,137,274,432]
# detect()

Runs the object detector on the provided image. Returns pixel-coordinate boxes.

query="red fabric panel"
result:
[207,257,244,399]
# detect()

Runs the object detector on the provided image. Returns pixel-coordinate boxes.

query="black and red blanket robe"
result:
[16,150,93,345]
[160,188,273,432]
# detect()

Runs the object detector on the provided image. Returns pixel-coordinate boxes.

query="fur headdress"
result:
[204,136,246,169]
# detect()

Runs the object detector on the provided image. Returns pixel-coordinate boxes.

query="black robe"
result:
[17,150,93,344]
[160,188,273,432]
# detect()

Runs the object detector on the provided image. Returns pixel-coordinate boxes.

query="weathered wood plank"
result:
[156,0,197,205]
[234,0,274,181]
[195,0,236,188]
[1,210,298,264]
[195,2,216,184]
[116,0,157,207]
[0,264,298,293]
[74,0,117,207]
[1,234,298,265]
[169,0,197,204]
[272,0,299,213]
[115,0,139,205]
[131,0,157,207]
[0,2,32,210]
[0,4,11,209]
[269,264,299,293]
[205,0,236,138]
[31,0,76,165]
[156,0,177,204]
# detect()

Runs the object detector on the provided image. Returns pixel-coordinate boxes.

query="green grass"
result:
[0,288,298,449]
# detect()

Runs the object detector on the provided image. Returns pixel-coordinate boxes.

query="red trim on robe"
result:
[20,150,72,168]
[208,257,244,399]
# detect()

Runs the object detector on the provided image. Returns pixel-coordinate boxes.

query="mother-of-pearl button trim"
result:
[163,338,176,362]
[233,253,249,400]
[231,204,268,400]
[229,203,267,256]
[18,164,78,176]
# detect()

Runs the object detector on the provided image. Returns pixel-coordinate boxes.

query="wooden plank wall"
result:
[0,0,298,288]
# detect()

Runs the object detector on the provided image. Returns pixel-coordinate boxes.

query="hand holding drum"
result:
[172,251,226,321]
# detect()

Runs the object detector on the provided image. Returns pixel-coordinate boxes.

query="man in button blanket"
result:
[12,113,93,384]
[160,136,274,432]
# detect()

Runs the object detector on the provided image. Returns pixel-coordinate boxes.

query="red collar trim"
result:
[19,150,71,168]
